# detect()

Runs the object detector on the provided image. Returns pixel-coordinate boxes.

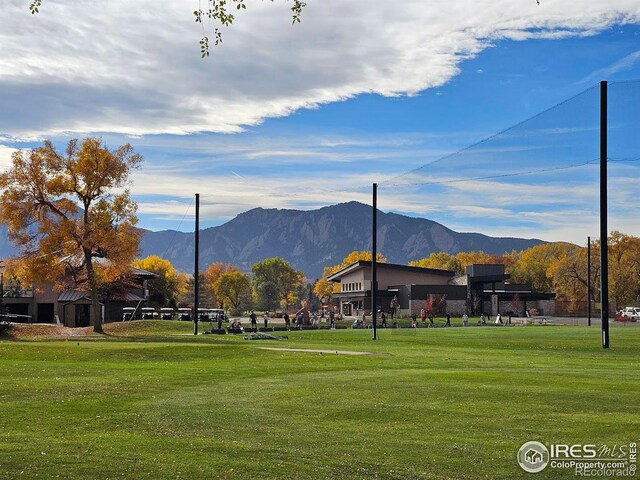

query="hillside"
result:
[139,201,544,279]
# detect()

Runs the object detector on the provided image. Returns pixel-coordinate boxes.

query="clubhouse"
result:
[326,261,554,317]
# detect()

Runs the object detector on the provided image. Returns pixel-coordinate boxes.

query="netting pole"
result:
[194,193,200,336]
[600,81,609,349]
[587,236,591,327]
[371,183,378,341]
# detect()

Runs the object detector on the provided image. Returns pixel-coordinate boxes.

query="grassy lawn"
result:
[0,322,638,479]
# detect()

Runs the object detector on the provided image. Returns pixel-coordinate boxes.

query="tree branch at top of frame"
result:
[29,0,307,58]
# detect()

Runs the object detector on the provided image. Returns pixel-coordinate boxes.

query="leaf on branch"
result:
[29,0,42,14]
[200,36,210,58]
[31,0,306,57]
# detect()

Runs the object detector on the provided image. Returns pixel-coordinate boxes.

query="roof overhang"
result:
[327,260,454,282]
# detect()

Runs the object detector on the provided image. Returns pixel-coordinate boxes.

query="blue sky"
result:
[1,1,640,244]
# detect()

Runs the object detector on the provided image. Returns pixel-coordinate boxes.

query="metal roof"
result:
[58,290,92,303]
[123,292,146,302]
[129,267,158,279]
[58,290,144,303]
[326,260,455,282]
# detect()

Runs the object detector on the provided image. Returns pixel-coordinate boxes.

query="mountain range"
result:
[138,201,545,279]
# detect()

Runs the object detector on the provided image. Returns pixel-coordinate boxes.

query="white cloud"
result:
[580,49,640,84]
[1,0,640,137]
[0,145,19,169]
[125,153,640,246]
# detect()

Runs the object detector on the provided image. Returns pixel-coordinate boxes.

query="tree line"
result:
[132,255,308,317]
[120,230,640,319]
[1,138,638,334]
[406,237,640,311]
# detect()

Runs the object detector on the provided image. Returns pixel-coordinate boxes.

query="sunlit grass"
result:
[1,322,638,479]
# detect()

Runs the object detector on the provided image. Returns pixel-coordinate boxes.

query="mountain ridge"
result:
[139,201,545,279]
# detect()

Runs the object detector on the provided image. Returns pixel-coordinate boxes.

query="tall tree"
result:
[0,138,142,332]
[214,271,252,315]
[547,243,598,305]
[203,262,240,307]
[254,280,280,312]
[132,255,188,308]
[607,231,640,308]
[509,243,577,292]
[252,257,304,311]
[179,274,216,309]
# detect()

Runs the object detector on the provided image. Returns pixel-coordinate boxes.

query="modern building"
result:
[327,261,554,317]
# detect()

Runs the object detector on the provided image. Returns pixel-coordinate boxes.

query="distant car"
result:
[621,307,640,321]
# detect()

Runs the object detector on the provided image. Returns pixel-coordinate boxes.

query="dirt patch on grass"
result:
[0,322,93,340]
[0,320,192,341]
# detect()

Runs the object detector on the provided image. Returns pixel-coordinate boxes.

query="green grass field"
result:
[1,322,638,479]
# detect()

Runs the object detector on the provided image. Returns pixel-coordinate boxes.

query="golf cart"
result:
[141,307,157,319]
[122,307,136,321]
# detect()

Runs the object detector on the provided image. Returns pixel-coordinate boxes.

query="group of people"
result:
[249,311,271,330]
[407,308,440,327]
[246,308,339,331]
[406,310,512,328]
[224,308,512,331]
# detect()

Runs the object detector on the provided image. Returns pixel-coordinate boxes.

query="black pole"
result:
[371,183,377,341]
[194,193,200,336]
[587,236,591,327]
[600,81,609,348]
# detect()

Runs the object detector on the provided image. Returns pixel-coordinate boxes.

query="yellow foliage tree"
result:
[409,252,462,273]
[455,251,499,270]
[546,243,595,308]
[410,250,519,276]
[251,257,305,311]
[0,138,142,332]
[546,233,640,310]
[510,243,577,292]
[213,271,252,315]
[132,255,187,307]
[203,262,240,307]
[607,231,640,308]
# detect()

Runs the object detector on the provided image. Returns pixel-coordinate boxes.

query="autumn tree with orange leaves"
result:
[204,262,241,307]
[0,138,142,332]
